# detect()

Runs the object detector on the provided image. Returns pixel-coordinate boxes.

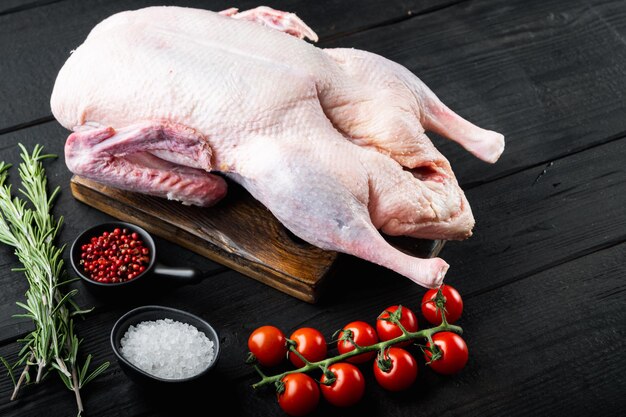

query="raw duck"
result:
[50,6,505,288]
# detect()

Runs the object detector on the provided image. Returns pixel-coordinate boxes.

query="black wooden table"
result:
[1,1,625,416]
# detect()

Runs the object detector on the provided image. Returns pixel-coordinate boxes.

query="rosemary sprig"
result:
[0,144,109,416]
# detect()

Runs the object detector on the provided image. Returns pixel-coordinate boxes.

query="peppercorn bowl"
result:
[70,221,201,295]
[110,305,221,386]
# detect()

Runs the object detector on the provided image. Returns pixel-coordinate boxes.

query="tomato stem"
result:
[250,321,462,389]
[288,344,314,367]
[435,288,450,327]
[253,364,268,380]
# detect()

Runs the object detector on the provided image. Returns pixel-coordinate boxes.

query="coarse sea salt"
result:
[119,318,214,380]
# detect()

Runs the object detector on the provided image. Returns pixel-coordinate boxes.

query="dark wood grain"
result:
[593,0,626,36]
[0,0,64,15]
[440,136,626,297]
[0,0,456,130]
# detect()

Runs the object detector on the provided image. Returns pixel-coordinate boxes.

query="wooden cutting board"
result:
[70,175,444,303]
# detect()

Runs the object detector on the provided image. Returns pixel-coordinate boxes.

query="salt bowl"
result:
[110,305,220,385]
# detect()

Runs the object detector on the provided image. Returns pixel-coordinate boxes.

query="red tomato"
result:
[373,347,418,391]
[425,332,468,375]
[248,325,287,367]
[421,285,464,325]
[319,363,365,407]
[376,305,418,347]
[277,373,320,416]
[337,321,379,364]
[288,328,327,368]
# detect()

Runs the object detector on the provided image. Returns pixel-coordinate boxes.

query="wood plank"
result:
[70,175,339,304]
[323,0,626,187]
[0,0,63,15]
[440,135,626,297]
[0,0,455,129]
[1,230,623,416]
[594,0,626,35]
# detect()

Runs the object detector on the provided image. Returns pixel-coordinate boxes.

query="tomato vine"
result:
[247,291,463,390]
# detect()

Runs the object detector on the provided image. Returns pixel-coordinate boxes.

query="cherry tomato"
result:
[277,373,320,416]
[376,305,418,347]
[288,328,327,368]
[248,325,288,367]
[337,321,379,364]
[373,347,418,391]
[319,363,365,407]
[421,285,464,325]
[425,332,469,375]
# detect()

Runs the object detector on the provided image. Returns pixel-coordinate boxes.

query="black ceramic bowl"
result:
[70,222,200,294]
[110,305,220,386]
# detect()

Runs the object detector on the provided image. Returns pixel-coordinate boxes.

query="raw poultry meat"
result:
[50,6,504,288]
